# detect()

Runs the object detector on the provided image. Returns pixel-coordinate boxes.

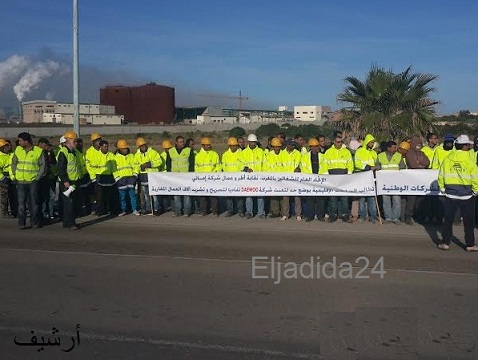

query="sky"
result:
[1,0,477,115]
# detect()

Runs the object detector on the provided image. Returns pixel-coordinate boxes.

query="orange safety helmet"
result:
[136,138,147,147]
[162,140,173,149]
[63,131,78,140]
[116,139,129,149]
[270,137,282,147]
[227,137,239,146]
[201,137,212,145]
[308,138,319,146]
[90,133,101,141]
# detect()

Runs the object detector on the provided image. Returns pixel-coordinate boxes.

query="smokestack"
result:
[18,100,23,122]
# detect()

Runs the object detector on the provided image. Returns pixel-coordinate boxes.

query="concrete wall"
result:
[0,120,326,139]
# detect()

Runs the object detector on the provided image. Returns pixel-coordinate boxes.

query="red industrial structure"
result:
[100,83,175,124]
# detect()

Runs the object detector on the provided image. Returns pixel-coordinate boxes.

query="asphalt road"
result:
[0,213,477,359]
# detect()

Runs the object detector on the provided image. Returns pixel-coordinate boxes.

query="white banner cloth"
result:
[148,171,376,197]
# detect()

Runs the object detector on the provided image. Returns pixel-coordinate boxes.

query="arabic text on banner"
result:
[148,171,376,197]
[375,169,440,196]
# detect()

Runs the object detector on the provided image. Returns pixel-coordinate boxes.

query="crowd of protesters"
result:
[1,130,477,251]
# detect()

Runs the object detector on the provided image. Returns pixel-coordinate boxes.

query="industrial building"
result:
[22,100,123,125]
[100,83,175,124]
[294,105,332,125]
[177,107,294,125]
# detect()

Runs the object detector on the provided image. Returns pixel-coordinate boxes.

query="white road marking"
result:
[1,248,477,277]
[0,325,319,359]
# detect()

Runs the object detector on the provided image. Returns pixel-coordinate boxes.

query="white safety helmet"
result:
[59,136,66,144]
[247,134,258,142]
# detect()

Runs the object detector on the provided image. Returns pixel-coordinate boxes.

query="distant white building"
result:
[294,105,332,125]
[22,100,123,125]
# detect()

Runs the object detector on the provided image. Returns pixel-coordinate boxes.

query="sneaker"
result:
[437,243,450,251]
[118,212,126,217]
[153,210,161,216]
[370,218,378,224]
[405,217,414,225]
[69,225,80,231]
[296,216,302,221]
[384,218,392,223]
[258,215,266,219]
[328,216,337,223]
[269,214,279,218]
[133,210,141,216]
[305,218,314,222]
[245,213,253,219]
[183,213,190,218]
[392,219,401,225]
[357,218,364,223]
[280,216,288,221]
[341,215,352,223]
[238,213,245,218]
[466,246,478,252]
[32,224,41,230]
[318,217,326,222]
[172,213,180,217]
[224,212,233,218]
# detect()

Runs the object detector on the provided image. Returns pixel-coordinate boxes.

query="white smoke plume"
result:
[0,55,30,91]
[13,60,61,102]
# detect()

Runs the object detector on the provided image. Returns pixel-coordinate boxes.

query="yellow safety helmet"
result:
[116,139,129,149]
[308,138,319,146]
[201,137,212,145]
[270,137,282,147]
[399,141,411,151]
[227,137,239,146]
[162,140,173,149]
[0,138,7,147]
[136,137,147,147]
[63,131,78,140]
[90,133,101,142]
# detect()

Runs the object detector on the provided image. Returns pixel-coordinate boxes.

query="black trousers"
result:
[442,197,475,247]
[95,183,119,215]
[59,182,80,228]
[305,197,326,220]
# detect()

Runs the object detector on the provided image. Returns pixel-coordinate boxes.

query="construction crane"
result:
[197,90,250,112]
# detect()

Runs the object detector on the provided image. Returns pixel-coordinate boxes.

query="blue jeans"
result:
[119,188,138,213]
[141,185,159,212]
[329,196,349,218]
[359,196,377,220]
[245,197,265,216]
[174,195,191,215]
[17,181,40,227]
[382,195,401,221]
[226,197,244,214]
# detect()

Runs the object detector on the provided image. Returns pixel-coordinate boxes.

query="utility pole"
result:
[73,0,80,135]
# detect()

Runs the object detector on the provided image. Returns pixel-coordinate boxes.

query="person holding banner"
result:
[222,137,244,217]
[376,141,406,224]
[166,136,194,217]
[301,138,327,222]
[240,134,266,219]
[134,138,163,216]
[354,134,379,224]
[404,136,429,224]
[280,139,302,221]
[195,137,221,216]
[264,137,285,219]
[437,135,478,252]
[323,135,354,223]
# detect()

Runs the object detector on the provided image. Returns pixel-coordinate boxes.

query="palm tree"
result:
[336,65,439,141]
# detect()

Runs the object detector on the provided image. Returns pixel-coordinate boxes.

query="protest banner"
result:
[148,171,376,197]
[376,169,439,196]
